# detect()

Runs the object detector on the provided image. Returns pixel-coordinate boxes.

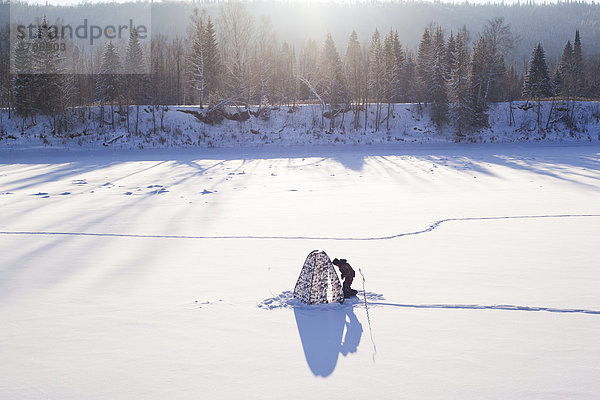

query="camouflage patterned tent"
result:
[294,250,344,304]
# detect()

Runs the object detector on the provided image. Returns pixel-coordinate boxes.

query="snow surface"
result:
[1,143,600,399]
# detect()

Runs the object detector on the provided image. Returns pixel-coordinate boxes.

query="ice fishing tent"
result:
[294,250,344,304]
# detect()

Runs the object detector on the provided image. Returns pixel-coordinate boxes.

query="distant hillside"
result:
[4,0,600,67]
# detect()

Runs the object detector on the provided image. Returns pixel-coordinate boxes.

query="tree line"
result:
[1,2,599,137]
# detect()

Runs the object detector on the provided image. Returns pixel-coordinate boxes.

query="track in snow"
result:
[1,213,599,241]
[368,302,600,315]
[258,291,600,315]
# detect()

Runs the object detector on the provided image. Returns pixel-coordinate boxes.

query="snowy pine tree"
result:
[523,42,553,128]
[429,27,448,125]
[187,13,221,109]
[557,40,574,97]
[572,30,584,97]
[203,17,221,105]
[30,17,63,116]
[449,33,472,136]
[344,30,364,129]
[391,31,404,103]
[13,38,33,118]
[416,27,433,104]
[401,53,418,103]
[469,37,490,128]
[368,29,384,130]
[445,32,456,78]
[124,28,148,134]
[96,41,122,128]
[382,30,398,129]
[522,42,553,99]
[96,42,122,102]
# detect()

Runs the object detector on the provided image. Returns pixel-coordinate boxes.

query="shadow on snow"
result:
[259,290,600,377]
[294,303,363,377]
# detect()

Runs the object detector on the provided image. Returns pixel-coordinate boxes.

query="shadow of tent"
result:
[294,305,363,377]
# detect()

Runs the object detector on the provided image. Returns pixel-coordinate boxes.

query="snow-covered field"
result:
[1,143,599,399]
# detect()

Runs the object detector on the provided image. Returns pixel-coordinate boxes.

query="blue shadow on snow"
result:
[293,302,363,377]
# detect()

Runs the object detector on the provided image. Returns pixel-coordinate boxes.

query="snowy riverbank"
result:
[1,100,599,149]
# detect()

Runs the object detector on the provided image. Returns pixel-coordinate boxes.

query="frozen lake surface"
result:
[1,143,599,399]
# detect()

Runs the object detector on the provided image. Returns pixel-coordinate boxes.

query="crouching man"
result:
[333,258,358,298]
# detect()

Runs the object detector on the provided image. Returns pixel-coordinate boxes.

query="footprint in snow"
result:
[201,189,215,195]
[124,192,133,195]
[147,184,163,188]
[193,300,223,307]
[32,192,49,196]
[150,188,169,194]
[60,192,71,195]
[72,179,87,185]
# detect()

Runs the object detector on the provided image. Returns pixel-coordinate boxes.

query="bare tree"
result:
[275,42,297,107]
[318,34,346,132]
[252,16,276,114]
[218,1,254,104]
[298,39,322,127]
[481,17,515,103]
[188,8,208,109]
